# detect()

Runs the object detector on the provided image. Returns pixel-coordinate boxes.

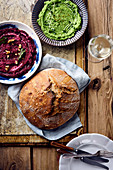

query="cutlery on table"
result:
[51,141,113,158]
[57,148,109,163]
[57,148,109,170]
[51,141,110,170]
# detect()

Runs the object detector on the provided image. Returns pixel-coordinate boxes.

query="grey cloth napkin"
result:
[8,54,90,140]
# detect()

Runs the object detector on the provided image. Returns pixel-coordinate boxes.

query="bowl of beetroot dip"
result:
[0,21,42,84]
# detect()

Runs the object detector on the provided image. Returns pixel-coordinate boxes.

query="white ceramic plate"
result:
[59,133,113,170]
[0,21,42,84]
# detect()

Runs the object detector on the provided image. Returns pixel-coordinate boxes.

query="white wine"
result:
[88,35,113,61]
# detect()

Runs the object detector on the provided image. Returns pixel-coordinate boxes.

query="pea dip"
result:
[37,0,81,40]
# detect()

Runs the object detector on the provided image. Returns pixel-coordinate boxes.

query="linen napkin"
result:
[8,54,90,140]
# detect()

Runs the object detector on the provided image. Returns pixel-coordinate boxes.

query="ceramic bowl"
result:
[0,20,42,84]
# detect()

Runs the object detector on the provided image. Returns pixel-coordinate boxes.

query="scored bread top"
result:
[19,68,80,129]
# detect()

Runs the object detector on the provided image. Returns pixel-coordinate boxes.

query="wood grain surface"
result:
[33,147,58,170]
[0,147,31,169]
[87,0,113,140]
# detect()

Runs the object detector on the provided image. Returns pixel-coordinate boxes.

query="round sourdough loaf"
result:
[19,68,80,129]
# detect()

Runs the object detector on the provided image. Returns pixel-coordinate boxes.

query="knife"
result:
[51,141,91,155]
[80,157,109,170]
[51,141,92,156]
[51,141,94,156]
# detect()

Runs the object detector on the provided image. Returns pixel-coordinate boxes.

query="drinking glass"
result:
[87,34,113,63]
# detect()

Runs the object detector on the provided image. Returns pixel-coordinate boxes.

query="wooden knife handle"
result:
[57,148,72,154]
[51,141,74,151]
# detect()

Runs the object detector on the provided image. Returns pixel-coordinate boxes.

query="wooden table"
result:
[0,0,113,169]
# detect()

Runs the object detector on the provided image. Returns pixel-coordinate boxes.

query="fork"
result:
[51,141,113,158]
[57,148,109,163]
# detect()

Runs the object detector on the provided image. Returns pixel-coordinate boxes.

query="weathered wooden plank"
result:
[73,0,87,133]
[33,147,59,170]
[0,0,40,136]
[0,147,31,169]
[75,36,87,133]
[42,42,75,63]
[0,127,84,146]
[87,0,113,140]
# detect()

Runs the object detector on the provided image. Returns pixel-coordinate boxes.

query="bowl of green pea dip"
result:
[32,0,88,46]
[37,0,81,40]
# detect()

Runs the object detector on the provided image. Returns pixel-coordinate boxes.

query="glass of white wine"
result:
[87,34,113,63]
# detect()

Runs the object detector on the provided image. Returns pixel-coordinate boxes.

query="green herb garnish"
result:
[18,48,26,60]
[0,37,8,45]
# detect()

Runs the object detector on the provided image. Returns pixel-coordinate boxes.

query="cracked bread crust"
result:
[19,68,80,129]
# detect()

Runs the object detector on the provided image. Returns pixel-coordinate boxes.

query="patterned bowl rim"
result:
[32,0,88,46]
[0,20,42,84]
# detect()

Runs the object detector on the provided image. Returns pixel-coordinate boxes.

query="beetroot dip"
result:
[0,27,37,78]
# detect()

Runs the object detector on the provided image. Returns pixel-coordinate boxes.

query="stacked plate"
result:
[59,133,113,170]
